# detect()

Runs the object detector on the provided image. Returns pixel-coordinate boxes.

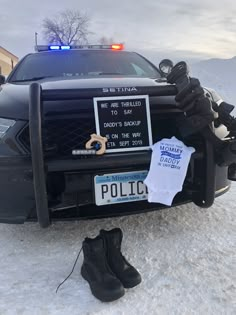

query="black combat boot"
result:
[81,236,125,302]
[100,228,142,288]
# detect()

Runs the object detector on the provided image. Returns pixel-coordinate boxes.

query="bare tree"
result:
[42,9,91,45]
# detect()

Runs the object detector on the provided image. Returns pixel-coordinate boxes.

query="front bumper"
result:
[0,149,230,224]
[0,156,34,223]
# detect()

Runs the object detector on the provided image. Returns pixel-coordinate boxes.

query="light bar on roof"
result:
[35,44,124,52]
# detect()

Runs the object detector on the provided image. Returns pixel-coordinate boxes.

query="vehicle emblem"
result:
[72,134,108,156]
[102,87,138,93]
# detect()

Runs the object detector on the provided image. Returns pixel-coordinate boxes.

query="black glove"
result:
[167,63,215,133]
[167,62,236,169]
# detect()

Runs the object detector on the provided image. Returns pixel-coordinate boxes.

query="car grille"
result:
[17,114,179,157]
[18,117,97,156]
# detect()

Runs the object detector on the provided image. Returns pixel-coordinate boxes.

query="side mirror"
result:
[0,75,5,85]
[159,59,174,77]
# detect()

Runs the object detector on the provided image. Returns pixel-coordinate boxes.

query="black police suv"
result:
[0,44,232,227]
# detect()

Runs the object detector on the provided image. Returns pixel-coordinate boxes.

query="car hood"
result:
[0,76,177,120]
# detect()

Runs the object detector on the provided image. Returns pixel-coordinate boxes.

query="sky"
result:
[0,0,236,63]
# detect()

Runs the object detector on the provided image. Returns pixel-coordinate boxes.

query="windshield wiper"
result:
[10,76,53,83]
[98,72,123,75]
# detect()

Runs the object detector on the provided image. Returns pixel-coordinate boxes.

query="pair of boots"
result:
[81,228,141,302]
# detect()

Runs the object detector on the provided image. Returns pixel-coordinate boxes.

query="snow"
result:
[0,183,235,315]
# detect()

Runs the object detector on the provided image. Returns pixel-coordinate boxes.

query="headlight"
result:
[0,118,16,138]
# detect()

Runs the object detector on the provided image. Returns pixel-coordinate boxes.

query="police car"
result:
[0,44,231,227]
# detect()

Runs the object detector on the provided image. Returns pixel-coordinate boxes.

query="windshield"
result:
[9,50,161,82]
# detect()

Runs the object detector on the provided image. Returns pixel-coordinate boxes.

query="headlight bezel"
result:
[0,118,16,139]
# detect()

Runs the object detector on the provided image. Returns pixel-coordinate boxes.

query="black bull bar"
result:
[29,83,216,228]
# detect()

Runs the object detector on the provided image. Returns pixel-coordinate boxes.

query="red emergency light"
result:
[111,44,124,50]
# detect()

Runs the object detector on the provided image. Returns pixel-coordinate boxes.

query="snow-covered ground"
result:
[0,183,235,315]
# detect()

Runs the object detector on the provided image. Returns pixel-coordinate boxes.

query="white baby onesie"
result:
[144,136,195,206]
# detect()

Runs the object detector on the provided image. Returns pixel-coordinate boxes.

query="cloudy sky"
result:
[0,0,236,63]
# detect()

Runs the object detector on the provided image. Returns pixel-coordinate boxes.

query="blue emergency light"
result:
[61,45,71,50]
[49,45,60,50]
[49,45,71,50]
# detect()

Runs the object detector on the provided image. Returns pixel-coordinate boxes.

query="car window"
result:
[9,50,161,81]
[131,63,147,76]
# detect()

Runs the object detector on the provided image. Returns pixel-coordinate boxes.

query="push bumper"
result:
[0,82,231,226]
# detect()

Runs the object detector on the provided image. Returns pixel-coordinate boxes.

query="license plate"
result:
[94,170,148,206]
